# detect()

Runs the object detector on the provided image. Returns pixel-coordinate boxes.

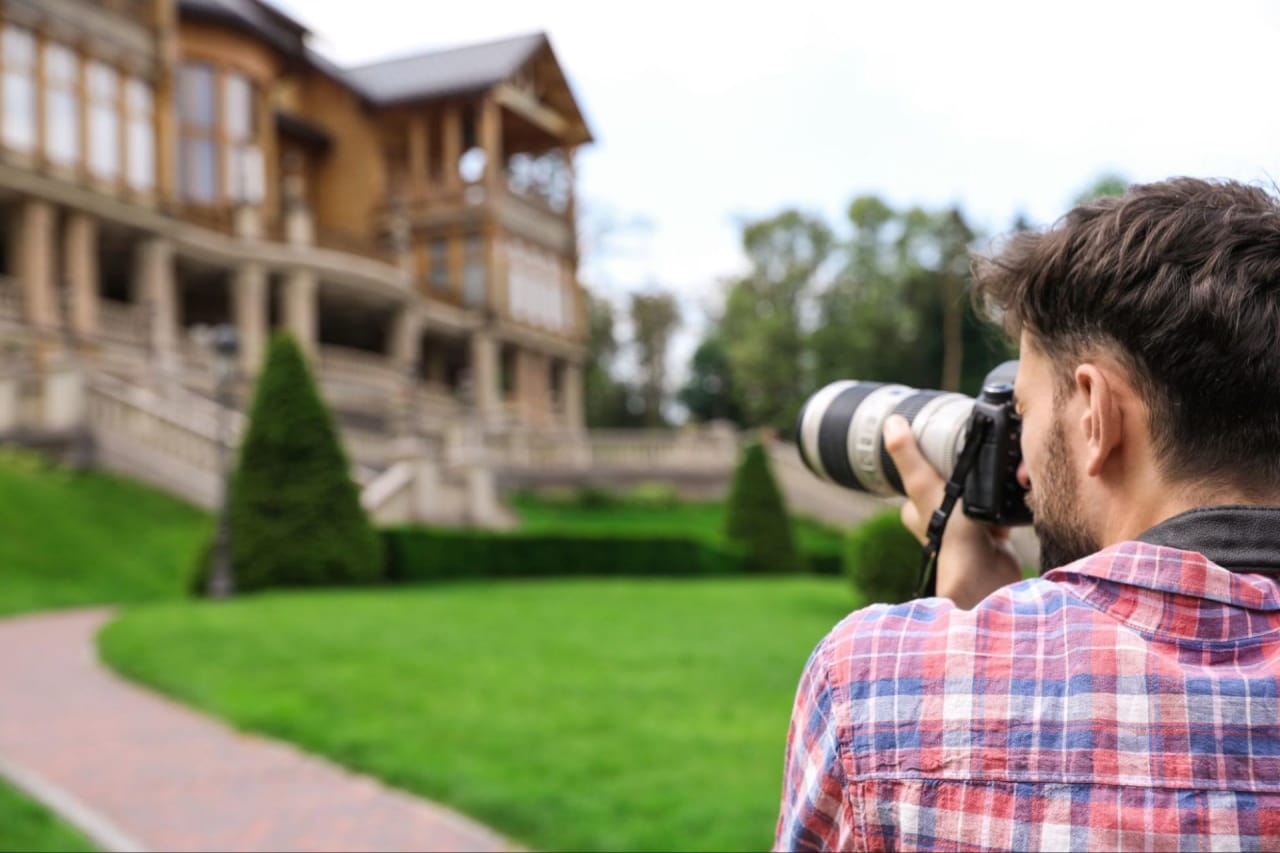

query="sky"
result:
[276,0,1280,388]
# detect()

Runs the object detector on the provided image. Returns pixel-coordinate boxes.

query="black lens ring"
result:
[879,390,947,495]
[817,383,881,490]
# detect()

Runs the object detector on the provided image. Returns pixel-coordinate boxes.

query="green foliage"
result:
[1073,172,1130,206]
[723,442,802,573]
[629,290,682,427]
[510,491,845,564]
[383,528,748,582]
[584,293,645,428]
[204,333,382,594]
[0,778,95,852]
[100,576,853,852]
[721,210,834,430]
[677,335,745,425]
[844,509,923,604]
[0,449,206,616]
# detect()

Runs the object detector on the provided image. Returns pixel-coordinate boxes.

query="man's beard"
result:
[1032,415,1099,571]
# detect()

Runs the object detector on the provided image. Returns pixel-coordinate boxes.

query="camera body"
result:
[795,361,1032,526]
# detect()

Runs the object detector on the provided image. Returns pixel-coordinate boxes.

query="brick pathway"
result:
[0,608,516,852]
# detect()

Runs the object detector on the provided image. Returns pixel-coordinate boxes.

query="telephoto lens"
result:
[795,361,1019,498]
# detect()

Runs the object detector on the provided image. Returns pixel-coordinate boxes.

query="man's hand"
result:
[882,414,1023,609]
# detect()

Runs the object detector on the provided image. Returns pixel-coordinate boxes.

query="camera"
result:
[794,361,1032,526]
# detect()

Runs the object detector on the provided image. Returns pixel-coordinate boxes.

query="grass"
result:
[0,777,95,852]
[100,577,858,852]
[0,450,209,617]
[511,491,846,561]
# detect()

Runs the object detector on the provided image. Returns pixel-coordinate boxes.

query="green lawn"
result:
[100,577,858,852]
[0,778,95,853]
[511,492,847,560]
[0,450,209,617]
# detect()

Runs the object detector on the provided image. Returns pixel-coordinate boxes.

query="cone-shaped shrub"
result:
[200,333,382,594]
[723,441,801,572]
[844,509,921,604]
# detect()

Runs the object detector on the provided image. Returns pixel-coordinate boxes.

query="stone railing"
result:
[97,299,150,347]
[319,344,403,390]
[0,276,22,324]
[476,424,740,473]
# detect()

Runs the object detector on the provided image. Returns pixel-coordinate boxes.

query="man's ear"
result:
[1074,364,1123,478]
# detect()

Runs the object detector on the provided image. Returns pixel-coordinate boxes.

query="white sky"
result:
[276,0,1280,386]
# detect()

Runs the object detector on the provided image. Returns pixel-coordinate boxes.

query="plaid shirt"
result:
[775,537,1280,851]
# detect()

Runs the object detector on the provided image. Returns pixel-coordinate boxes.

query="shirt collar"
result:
[1043,506,1280,615]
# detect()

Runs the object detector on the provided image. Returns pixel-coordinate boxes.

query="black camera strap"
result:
[916,413,993,598]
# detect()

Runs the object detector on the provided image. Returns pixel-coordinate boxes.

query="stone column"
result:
[63,213,99,344]
[563,360,585,432]
[282,269,317,358]
[12,199,58,339]
[133,237,178,370]
[390,307,422,437]
[469,329,500,423]
[232,263,268,373]
[390,307,421,372]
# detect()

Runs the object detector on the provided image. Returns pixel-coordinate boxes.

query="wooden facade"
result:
[0,0,592,433]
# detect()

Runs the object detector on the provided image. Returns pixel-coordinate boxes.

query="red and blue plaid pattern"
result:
[775,541,1280,851]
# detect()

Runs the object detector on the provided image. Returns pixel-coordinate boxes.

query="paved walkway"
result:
[0,608,515,852]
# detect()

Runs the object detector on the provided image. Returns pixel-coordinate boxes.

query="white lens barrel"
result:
[911,393,975,481]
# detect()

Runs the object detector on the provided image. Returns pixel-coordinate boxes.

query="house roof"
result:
[179,0,308,58]
[343,32,548,105]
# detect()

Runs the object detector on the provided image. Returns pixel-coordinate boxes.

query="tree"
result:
[678,333,744,424]
[212,333,382,593]
[721,210,834,430]
[584,292,644,428]
[1073,172,1129,205]
[723,442,801,573]
[629,290,681,427]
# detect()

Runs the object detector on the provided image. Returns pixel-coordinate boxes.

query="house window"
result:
[125,78,154,191]
[224,72,262,203]
[44,43,81,167]
[178,63,217,203]
[463,234,486,307]
[1,26,36,152]
[430,238,450,290]
[87,62,120,180]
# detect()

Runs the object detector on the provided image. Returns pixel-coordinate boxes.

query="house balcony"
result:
[380,180,575,257]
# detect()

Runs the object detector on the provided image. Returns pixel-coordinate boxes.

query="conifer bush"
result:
[194,333,383,594]
[844,509,922,604]
[723,441,801,572]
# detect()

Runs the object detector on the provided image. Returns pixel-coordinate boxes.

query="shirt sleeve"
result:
[773,634,849,852]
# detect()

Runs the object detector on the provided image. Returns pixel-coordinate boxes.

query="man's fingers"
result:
[883,415,943,503]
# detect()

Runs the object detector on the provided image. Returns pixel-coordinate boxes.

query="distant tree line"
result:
[586,174,1128,432]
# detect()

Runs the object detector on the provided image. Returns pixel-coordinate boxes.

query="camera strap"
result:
[916,413,993,598]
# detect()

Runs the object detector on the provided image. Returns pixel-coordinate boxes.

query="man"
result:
[775,178,1280,851]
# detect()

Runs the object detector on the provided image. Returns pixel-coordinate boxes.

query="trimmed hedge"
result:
[383,528,750,583]
[844,509,923,604]
[723,442,802,573]
[193,333,383,595]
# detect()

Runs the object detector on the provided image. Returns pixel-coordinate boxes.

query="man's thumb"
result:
[883,415,934,495]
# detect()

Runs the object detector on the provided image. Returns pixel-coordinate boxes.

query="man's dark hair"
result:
[973,177,1280,495]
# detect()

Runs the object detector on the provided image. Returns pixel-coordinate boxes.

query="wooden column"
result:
[479,95,503,190]
[441,105,462,189]
[408,115,427,198]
